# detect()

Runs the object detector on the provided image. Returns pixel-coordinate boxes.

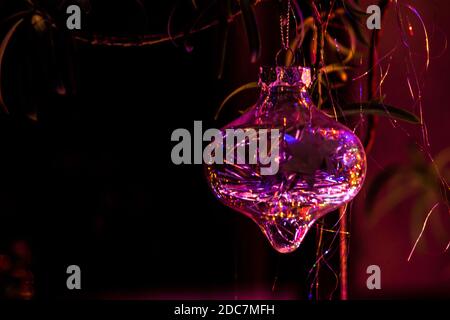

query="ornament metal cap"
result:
[259,66,312,90]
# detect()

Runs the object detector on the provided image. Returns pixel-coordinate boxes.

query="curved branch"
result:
[74,17,222,47]
[73,0,268,48]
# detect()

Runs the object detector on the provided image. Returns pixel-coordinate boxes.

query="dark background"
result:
[0,0,449,299]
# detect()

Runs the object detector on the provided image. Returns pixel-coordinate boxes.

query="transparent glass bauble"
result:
[205,66,366,253]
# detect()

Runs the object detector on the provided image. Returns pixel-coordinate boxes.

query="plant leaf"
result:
[342,0,367,17]
[240,0,261,63]
[0,18,25,114]
[369,178,417,224]
[320,64,352,74]
[340,1,369,46]
[432,147,450,172]
[217,0,231,79]
[345,15,369,46]
[1,10,32,27]
[215,82,258,120]
[337,102,420,124]
[365,164,401,213]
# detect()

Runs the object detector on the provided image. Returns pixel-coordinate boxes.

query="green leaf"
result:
[240,0,261,63]
[0,18,25,114]
[338,102,421,124]
[215,82,258,120]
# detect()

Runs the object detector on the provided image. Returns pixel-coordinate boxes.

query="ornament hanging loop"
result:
[275,47,296,66]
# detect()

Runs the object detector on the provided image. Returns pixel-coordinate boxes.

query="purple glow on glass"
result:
[205,66,366,253]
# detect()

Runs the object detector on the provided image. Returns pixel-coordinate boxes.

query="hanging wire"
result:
[277,0,296,66]
[280,0,292,49]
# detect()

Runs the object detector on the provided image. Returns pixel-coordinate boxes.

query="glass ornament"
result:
[205,66,366,253]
